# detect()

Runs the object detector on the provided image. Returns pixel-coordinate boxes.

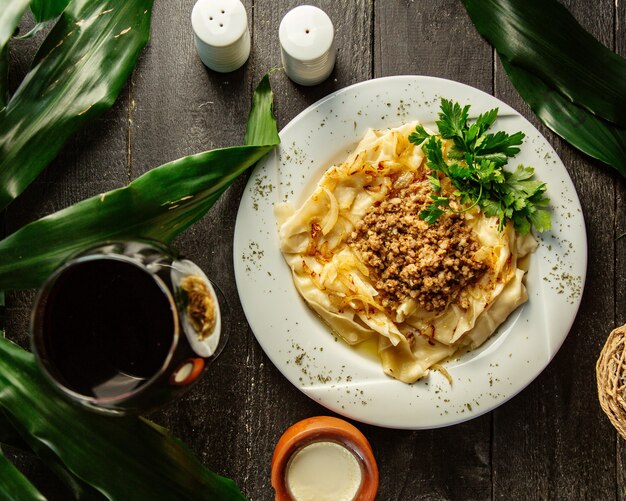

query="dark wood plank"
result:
[492,1,618,499]
[373,1,494,500]
[614,0,626,498]
[374,0,493,93]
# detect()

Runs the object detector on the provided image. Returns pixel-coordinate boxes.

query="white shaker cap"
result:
[279,5,336,86]
[192,0,251,73]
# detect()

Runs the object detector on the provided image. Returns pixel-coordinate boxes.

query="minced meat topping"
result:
[349,175,488,312]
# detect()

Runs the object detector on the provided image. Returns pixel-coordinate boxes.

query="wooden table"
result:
[5,0,625,499]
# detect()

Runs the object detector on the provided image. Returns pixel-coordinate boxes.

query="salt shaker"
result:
[191,0,251,73]
[279,5,336,86]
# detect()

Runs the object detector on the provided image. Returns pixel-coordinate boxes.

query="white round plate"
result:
[233,76,587,429]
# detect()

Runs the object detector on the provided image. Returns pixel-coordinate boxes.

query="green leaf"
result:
[12,19,56,42]
[30,0,70,22]
[408,124,431,145]
[0,45,7,109]
[436,99,470,140]
[0,337,246,500]
[474,152,508,167]
[0,0,69,54]
[480,198,504,220]
[18,0,72,40]
[474,108,498,134]
[419,99,550,233]
[448,163,472,180]
[429,194,451,207]
[446,145,466,160]
[0,291,4,337]
[474,159,503,183]
[0,208,3,343]
[511,213,531,235]
[0,408,103,500]
[0,0,29,53]
[467,124,480,145]
[0,448,47,501]
[0,0,154,211]
[529,208,551,233]
[500,58,626,177]
[1,411,104,500]
[244,73,278,147]
[476,130,524,157]
[506,164,540,189]
[427,173,441,192]
[422,136,450,176]
[0,74,279,290]
[419,194,450,224]
[419,204,445,225]
[498,165,550,234]
[463,0,626,129]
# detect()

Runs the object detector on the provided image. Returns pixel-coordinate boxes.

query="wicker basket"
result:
[596,324,626,440]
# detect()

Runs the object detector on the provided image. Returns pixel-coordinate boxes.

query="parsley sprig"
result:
[409,99,551,235]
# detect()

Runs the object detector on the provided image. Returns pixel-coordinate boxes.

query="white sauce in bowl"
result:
[286,440,363,501]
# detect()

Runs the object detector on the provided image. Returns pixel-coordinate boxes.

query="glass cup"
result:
[31,240,227,415]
